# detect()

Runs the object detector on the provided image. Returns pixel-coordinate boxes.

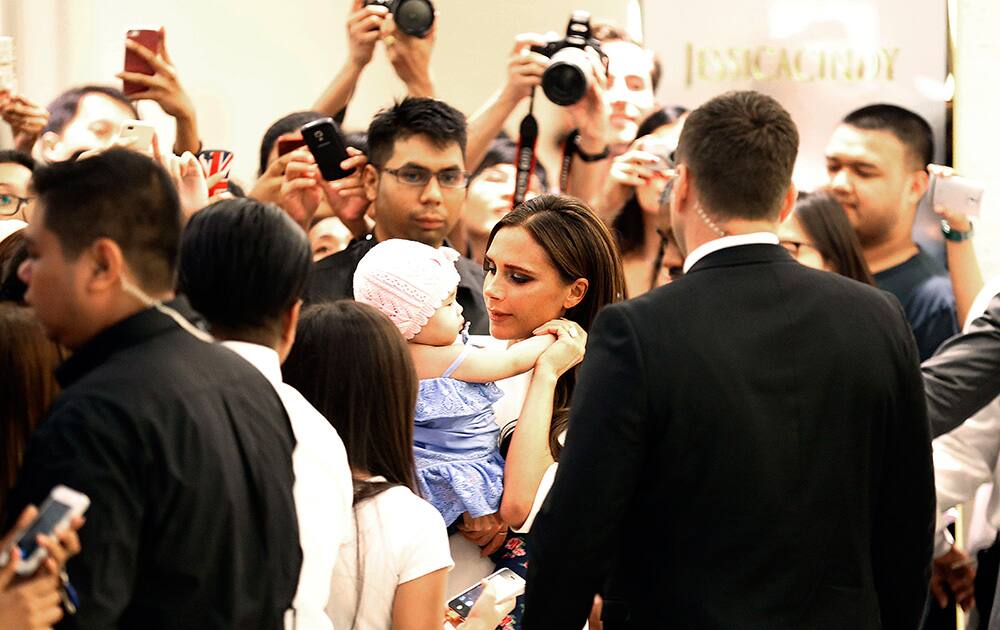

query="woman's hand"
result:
[601,147,661,213]
[531,318,587,378]
[458,580,516,630]
[456,512,508,558]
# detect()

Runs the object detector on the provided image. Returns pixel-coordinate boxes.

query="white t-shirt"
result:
[328,482,454,630]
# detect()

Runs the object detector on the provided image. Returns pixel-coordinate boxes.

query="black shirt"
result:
[303,235,489,334]
[5,301,302,630]
[874,248,959,361]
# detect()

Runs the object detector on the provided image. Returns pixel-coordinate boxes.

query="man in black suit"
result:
[523,91,935,630]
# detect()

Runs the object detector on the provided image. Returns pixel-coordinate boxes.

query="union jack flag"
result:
[197,150,234,197]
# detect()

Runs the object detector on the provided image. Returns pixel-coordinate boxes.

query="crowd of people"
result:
[1,2,998,629]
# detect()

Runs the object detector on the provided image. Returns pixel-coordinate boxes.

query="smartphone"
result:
[929,170,985,218]
[0,485,90,575]
[198,149,234,197]
[446,568,525,622]
[300,117,351,181]
[276,136,307,158]
[637,137,676,175]
[118,119,156,153]
[123,28,162,96]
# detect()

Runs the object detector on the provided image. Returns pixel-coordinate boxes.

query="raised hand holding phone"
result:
[117,27,199,154]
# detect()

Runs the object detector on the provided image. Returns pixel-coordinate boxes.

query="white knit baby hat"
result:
[353,239,461,339]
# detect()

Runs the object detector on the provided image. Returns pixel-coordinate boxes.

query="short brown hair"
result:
[676,91,799,221]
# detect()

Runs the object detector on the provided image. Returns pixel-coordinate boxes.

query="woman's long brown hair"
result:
[0,304,63,515]
[283,301,418,502]
[487,194,625,458]
[795,191,877,286]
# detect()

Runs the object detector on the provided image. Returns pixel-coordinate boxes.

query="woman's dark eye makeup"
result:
[509,273,531,284]
[483,258,531,283]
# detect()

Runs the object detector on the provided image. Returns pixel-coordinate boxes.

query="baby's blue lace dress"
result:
[414,341,505,527]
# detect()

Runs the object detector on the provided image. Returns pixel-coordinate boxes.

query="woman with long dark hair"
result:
[283,301,511,630]
[779,191,876,285]
[602,106,688,297]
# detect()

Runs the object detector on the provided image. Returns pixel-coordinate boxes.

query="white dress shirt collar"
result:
[682,232,780,274]
[220,340,282,385]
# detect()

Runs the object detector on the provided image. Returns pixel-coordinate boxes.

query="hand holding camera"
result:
[498,33,551,106]
[347,0,389,69]
[379,6,437,97]
[530,12,608,108]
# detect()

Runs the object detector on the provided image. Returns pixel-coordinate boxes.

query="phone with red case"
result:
[123,28,162,96]
[198,150,234,197]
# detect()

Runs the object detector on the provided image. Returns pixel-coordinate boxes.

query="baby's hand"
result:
[532,319,586,377]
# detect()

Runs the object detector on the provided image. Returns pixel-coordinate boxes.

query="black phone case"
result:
[301,117,351,181]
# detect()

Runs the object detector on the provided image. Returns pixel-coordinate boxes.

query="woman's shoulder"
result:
[361,486,454,580]
[362,485,448,531]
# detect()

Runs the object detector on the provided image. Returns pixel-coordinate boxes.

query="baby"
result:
[354,239,554,527]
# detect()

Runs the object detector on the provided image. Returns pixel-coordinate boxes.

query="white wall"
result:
[1,0,628,184]
[954,0,1000,280]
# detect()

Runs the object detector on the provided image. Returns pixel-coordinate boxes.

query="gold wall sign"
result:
[684,43,901,86]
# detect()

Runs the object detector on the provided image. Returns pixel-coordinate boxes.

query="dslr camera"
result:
[364,0,435,38]
[531,11,608,107]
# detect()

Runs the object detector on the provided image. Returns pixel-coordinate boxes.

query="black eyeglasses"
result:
[381,166,469,189]
[0,193,33,217]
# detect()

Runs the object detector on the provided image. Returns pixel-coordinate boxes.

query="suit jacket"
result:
[523,244,935,630]
[922,292,1000,438]
[302,235,489,334]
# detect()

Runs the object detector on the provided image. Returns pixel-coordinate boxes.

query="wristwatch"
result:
[941,219,974,242]
[572,133,611,162]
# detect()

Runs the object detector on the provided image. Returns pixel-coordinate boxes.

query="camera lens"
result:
[394,0,435,38]
[542,62,587,106]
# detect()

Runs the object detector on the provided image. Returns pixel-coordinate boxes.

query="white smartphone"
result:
[0,485,90,575]
[446,567,525,622]
[117,119,156,154]
[929,171,985,218]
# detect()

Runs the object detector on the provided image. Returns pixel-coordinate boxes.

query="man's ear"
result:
[562,278,589,311]
[907,169,930,204]
[362,164,379,206]
[277,299,302,363]
[672,164,691,215]
[85,237,126,293]
[778,183,798,223]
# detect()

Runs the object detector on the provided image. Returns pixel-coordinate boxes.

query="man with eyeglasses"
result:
[304,97,488,333]
[0,149,34,223]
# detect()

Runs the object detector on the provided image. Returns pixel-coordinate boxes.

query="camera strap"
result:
[513,89,539,209]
